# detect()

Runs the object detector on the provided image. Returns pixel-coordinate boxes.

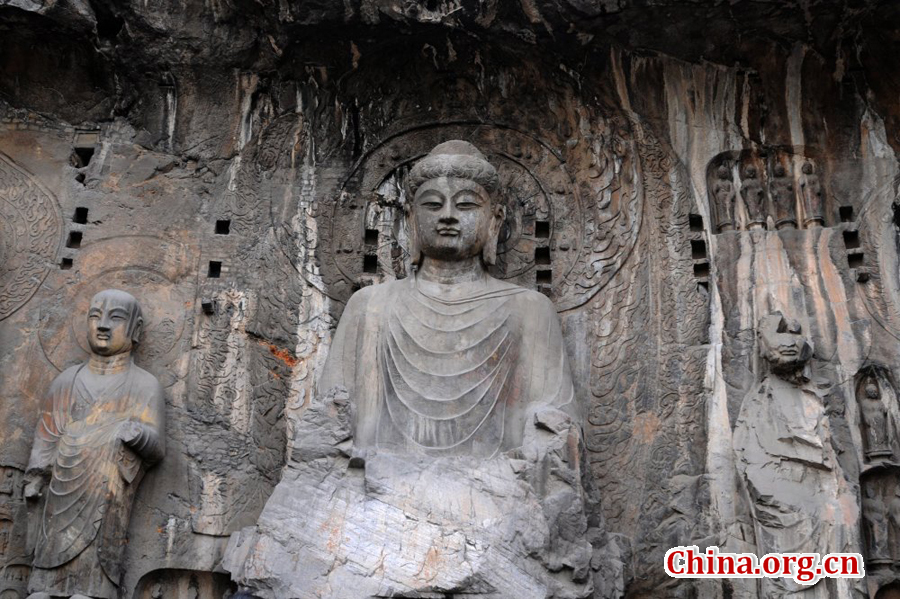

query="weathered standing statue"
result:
[799,162,825,228]
[225,141,617,599]
[740,164,767,230]
[24,290,165,599]
[769,162,797,230]
[859,377,893,460]
[733,312,863,598]
[711,164,736,232]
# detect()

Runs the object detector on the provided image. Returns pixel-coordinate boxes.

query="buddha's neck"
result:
[417,256,485,285]
[88,352,132,375]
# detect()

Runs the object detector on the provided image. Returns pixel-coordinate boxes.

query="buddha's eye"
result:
[455,196,480,210]
[420,200,442,210]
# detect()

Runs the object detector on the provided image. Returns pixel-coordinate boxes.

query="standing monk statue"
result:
[24,290,165,599]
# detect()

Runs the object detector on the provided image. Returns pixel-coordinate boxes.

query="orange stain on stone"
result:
[257,340,300,368]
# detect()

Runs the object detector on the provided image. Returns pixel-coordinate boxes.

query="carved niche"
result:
[0,152,63,321]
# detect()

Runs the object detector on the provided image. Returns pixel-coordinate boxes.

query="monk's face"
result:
[412,176,500,261]
[87,292,137,356]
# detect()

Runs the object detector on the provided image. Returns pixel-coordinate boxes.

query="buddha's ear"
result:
[482,204,506,266]
[405,207,423,266]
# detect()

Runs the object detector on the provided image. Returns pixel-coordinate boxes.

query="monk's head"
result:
[758,311,812,374]
[87,289,144,356]
[406,140,505,266]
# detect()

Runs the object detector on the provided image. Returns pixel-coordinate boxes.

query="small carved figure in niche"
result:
[769,162,797,230]
[860,377,893,460]
[733,312,862,597]
[799,162,825,228]
[740,165,767,230]
[711,165,736,232]
[24,290,165,599]
[863,485,892,563]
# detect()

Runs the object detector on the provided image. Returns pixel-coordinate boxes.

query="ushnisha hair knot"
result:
[408,140,500,196]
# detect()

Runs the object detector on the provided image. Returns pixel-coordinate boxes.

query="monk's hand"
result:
[24,472,44,500]
[116,421,143,446]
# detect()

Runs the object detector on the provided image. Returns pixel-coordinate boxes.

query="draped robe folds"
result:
[318,273,577,457]
[26,361,165,598]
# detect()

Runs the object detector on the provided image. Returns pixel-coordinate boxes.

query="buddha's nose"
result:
[438,204,458,222]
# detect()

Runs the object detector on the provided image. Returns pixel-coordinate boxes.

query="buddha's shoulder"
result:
[494,280,558,313]
[344,279,408,309]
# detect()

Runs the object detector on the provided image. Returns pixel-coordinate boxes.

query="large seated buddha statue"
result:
[319,140,577,458]
[225,141,621,599]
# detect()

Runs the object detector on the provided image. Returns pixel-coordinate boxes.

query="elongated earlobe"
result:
[406,213,423,266]
[482,205,505,266]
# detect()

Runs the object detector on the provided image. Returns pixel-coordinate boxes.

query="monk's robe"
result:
[27,358,165,598]
[319,272,577,457]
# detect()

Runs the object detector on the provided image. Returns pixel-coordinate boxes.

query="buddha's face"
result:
[759,313,812,373]
[87,291,140,356]
[411,176,502,261]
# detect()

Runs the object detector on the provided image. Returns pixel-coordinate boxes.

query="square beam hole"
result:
[843,230,860,249]
[365,228,379,246]
[691,239,707,260]
[536,269,552,284]
[363,254,378,274]
[73,207,88,223]
[60,257,73,270]
[215,220,231,235]
[535,247,551,265]
[689,214,704,232]
[693,262,710,278]
[535,221,550,239]
[848,252,864,268]
[207,261,222,278]
[71,147,95,168]
[839,206,854,223]
[66,231,83,249]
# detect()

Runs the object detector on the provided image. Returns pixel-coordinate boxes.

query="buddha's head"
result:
[406,140,504,266]
[758,312,813,374]
[87,289,144,356]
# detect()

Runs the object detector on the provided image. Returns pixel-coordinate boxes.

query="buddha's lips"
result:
[436,228,460,236]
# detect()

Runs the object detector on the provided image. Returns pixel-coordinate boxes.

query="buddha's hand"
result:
[24,471,44,500]
[116,421,144,446]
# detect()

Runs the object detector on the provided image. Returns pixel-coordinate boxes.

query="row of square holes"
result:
[59,207,90,270]
[207,219,232,278]
[685,206,859,286]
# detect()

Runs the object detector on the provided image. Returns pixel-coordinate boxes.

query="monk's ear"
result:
[482,204,506,267]
[131,317,144,345]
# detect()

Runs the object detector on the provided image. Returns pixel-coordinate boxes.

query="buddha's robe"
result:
[319,273,577,457]
[27,361,165,598]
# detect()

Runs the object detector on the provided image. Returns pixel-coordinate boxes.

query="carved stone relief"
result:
[0,152,63,321]
[706,150,833,233]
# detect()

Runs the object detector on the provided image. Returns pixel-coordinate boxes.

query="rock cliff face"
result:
[1,1,899,598]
